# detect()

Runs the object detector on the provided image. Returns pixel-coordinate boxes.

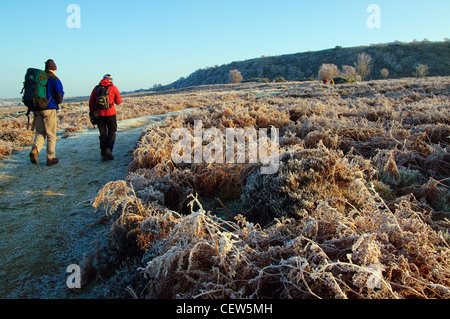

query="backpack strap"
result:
[96,84,112,94]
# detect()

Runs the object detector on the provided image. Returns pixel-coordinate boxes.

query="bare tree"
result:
[381,68,389,79]
[414,64,429,78]
[318,63,339,81]
[229,69,243,84]
[341,65,357,80]
[354,53,372,80]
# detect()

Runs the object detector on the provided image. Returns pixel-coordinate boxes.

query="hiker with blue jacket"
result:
[29,59,64,166]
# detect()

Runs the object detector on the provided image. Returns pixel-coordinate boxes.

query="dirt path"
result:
[0,114,169,298]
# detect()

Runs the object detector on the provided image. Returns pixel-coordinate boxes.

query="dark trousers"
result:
[97,115,117,155]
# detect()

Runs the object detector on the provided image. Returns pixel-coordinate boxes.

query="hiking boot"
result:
[29,146,38,165]
[105,149,114,161]
[47,158,59,166]
[102,156,108,162]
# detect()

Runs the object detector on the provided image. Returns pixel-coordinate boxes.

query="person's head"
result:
[103,74,113,82]
[45,59,57,73]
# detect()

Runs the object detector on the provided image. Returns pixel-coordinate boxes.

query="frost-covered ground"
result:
[0,113,175,298]
[1,77,449,299]
[87,77,450,299]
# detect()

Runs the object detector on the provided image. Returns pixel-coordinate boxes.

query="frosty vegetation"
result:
[84,76,450,299]
[1,76,449,299]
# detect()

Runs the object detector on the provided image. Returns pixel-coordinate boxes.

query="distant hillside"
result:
[0,98,22,108]
[157,41,449,90]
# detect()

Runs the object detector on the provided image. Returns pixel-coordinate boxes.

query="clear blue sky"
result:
[1,0,449,99]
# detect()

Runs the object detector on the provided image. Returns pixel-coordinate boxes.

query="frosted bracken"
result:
[1,77,449,299]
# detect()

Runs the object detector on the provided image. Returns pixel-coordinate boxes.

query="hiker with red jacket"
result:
[89,74,122,161]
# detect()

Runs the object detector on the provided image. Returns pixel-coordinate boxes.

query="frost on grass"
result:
[92,179,450,299]
[87,77,449,299]
[0,118,34,158]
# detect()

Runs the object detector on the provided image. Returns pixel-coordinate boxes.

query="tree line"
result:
[152,40,449,90]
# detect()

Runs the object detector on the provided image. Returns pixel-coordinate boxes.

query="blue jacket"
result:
[46,73,64,110]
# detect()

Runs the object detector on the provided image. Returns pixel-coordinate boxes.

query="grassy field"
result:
[1,76,449,299]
